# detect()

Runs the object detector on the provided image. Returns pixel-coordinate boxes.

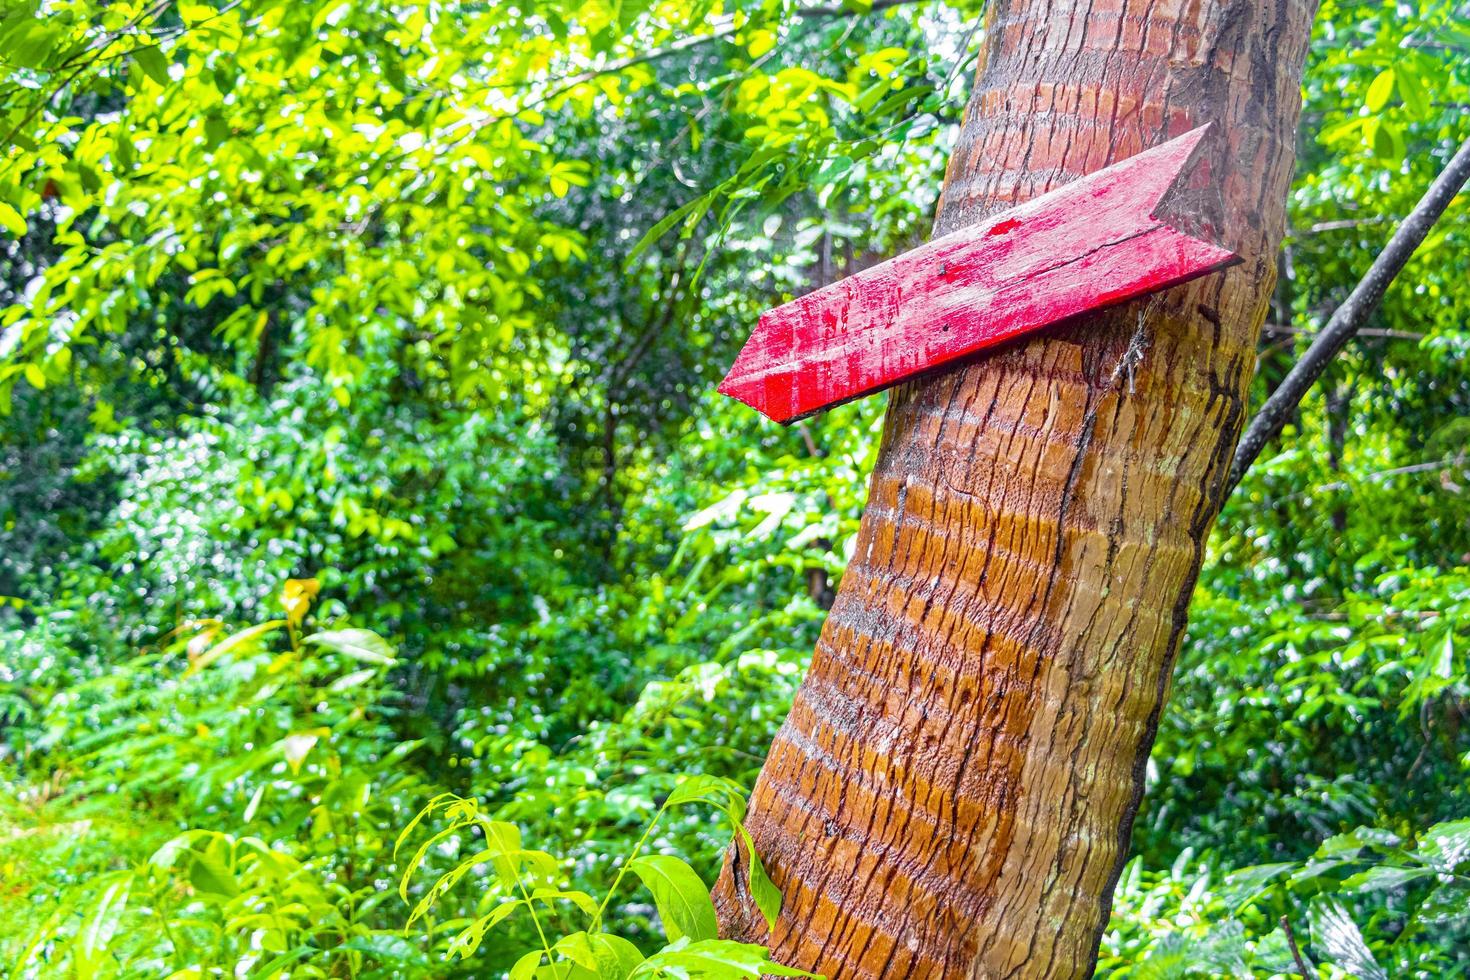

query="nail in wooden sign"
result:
[718,124,1240,424]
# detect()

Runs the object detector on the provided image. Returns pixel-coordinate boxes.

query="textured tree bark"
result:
[713,0,1318,976]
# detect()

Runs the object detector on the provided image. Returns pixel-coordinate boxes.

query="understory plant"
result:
[396,779,807,979]
[3,585,426,977]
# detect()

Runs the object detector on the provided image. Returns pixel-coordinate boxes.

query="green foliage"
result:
[1099,817,1470,977]
[1,0,1468,976]
[2,597,428,977]
[393,779,800,977]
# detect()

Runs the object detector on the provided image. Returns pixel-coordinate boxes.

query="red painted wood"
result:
[719,124,1239,423]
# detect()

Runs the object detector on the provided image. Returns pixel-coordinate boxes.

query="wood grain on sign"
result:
[719,124,1238,424]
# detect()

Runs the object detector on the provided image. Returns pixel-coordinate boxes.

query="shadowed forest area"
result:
[1,0,1469,976]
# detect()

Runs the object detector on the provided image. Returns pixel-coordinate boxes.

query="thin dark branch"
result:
[51,0,172,74]
[1318,457,1461,490]
[1261,322,1426,341]
[1281,915,1313,979]
[400,0,934,107]
[0,0,244,154]
[795,0,935,16]
[1276,457,1460,503]
[0,60,93,155]
[371,0,941,178]
[1227,135,1470,494]
[1299,215,1389,234]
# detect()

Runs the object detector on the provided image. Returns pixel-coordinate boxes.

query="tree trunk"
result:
[713,0,1317,976]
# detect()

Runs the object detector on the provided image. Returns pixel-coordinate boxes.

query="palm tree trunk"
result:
[713,0,1318,976]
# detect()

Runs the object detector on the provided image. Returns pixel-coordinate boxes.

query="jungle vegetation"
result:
[0,0,1468,976]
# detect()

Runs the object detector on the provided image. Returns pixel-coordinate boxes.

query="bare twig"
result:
[796,0,935,16]
[1300,216,1389,234]
[797,422,823,458]
[0,0,244,153]
[1324,457,1458,491]
[1275,457,1460,503]
[1228,135,1470,494]
[401,0,935,107]
[1261,322,1426,341]
[1281,915,1313,979]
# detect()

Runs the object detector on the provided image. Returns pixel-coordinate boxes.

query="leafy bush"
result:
[395,780,799,978]
[1,587,428,976]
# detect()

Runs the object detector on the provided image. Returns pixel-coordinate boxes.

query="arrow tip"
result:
[1149,122,1236,258]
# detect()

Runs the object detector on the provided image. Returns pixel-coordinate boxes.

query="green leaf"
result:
[629,938,814,978]
[1364,69,1395,113]
[628,855,719,943]
[658,776,779,931]
[311,1,352,30]
[340,934,429,966]
[305,628,396,665]
[0,18,58,69]
[242,783,265,822]
[114,133,135,171]
[188,848,239,898]
[79,876,131,967]
[329,667,380,692]
[815,155,852,185]
[446,901,523,959]
[553,932,645,979]
[743,835,782,933]
[1395,63,1428,115]
[1315,826,1401,859]
[477,819,527,890]
[133,45,171,86]
[1310,897,1386,980]
[510,949,545,980]
[1341,864,1432,892]
[1421,818,1470,872]
[406,859,481,930]
[186,620,284,675]
[1219,862,1293,908]
[530,886,600,918]
[0,202,26,237]
[665,774,742,811]
[1433,632,1455,680]
[870,83,934,120]
[1133,924,1249,980]
[1411,883,1470,926]
[398,818,470,903]
[150,830,215,870]
[393,792,458,859]
[1369,117,1403,162]
[625,193,713,266]
[204,114,231,148]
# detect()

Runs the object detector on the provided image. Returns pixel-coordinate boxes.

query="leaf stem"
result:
[591,798,670,933]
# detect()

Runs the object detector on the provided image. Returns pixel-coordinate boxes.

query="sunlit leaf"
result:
[0,203,26,237]
[628,855,719,943]
[1365,69,1396,112]
[186,621,285,675]
[1310,897,1386,980]
[305,628,396,665]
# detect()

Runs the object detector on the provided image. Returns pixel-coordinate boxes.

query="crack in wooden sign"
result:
[718,123,1240,424]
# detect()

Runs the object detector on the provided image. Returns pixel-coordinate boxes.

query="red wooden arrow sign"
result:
[718,124,1240,423]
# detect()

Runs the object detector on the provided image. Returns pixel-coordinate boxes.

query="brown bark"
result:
[713,0,1317,976]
